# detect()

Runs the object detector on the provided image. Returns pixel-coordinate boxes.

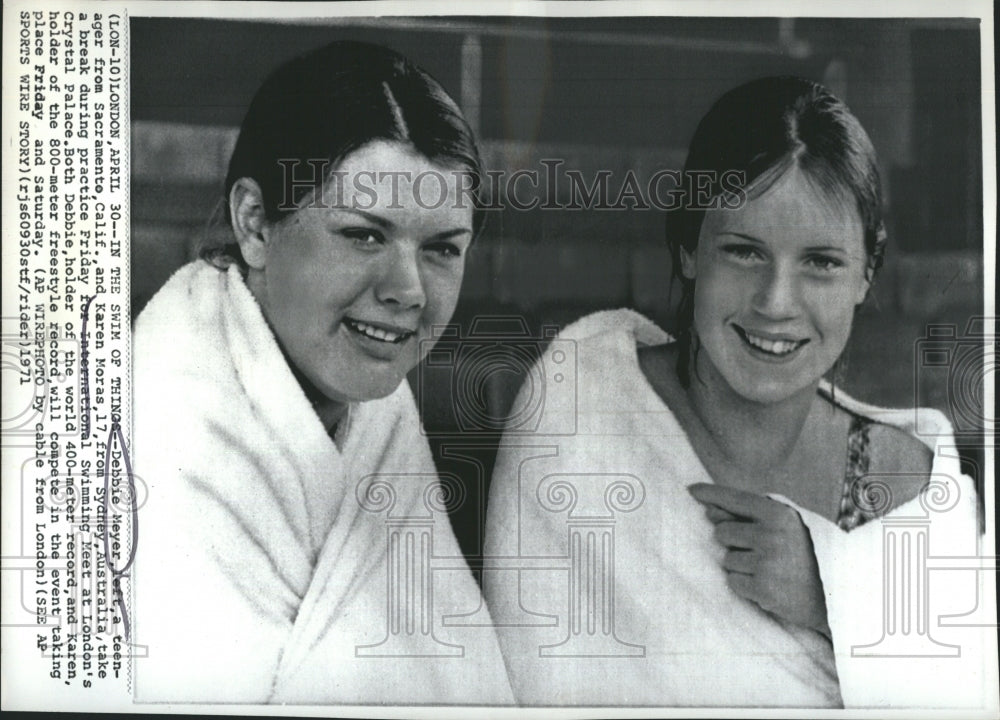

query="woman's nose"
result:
[751,262,800,319]
[376,245,427,310]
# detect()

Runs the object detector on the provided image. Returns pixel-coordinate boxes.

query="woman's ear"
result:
[230,178,269,270]
[854,271,873,306]
[679,245,697,280]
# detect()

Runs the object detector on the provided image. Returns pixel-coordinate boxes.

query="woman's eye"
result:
[806,254,844,272]
[424,241,463,260]
[721,244,763,262]
[341,228,384,247]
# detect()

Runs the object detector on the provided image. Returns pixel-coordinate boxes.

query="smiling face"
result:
[238,140,473,407]
[681,165,871,405]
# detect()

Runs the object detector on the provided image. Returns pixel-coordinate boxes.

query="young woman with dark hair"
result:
[133,41,512,704]
[484,76,984,707]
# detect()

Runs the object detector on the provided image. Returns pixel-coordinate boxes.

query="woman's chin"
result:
[724,369,821,405]
[319,378,404,406]
[709,353,820,405]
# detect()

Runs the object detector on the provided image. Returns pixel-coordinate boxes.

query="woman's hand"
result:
[688,482,831,638]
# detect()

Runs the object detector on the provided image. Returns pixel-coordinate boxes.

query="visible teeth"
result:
[744,331,801,355]
[349,320,408,343]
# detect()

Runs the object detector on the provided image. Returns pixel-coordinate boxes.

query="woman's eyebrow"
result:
[329,206,394,229]
[716,231,764,243]
[802,245,849,254]
[430,228,473,241]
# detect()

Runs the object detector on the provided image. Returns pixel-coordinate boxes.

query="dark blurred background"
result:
[130,16,988,557]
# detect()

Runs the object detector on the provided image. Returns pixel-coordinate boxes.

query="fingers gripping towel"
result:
[483,308,991,708]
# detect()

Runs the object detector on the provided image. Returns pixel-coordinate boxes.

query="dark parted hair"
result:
[204,40,484,267]
[667,76,888,386]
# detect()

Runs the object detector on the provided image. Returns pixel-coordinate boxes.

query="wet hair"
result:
[666,76,888,386]
[203,40,484,267]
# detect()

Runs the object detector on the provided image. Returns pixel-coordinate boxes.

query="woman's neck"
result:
[685,346,818,473]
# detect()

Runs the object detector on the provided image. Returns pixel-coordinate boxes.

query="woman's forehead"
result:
[708,166,864,246]
[307,140,474,225]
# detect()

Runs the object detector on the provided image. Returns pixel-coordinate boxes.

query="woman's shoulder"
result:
[506,309,675,426]
[548,308,674,383]
[134,259,225,336]
[821,386,940,510]
[556,308,672,347]
[866,421,934,474]
[133,260,244,400]
[821,382,954,444]
[863,421,935,511]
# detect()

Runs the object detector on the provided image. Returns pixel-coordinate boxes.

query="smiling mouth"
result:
[733,325,809,357]
[344,318,415,344]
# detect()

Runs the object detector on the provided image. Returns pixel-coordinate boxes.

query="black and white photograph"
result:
[2,1,996,715]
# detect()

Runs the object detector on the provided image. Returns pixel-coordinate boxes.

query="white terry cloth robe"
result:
[132,260,514,704]
[484,309,994,708]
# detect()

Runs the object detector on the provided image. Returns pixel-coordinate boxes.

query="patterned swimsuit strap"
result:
[836,412,875,531]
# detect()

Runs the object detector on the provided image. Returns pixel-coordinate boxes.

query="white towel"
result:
[132,260,513,704]
[484,308,993,708]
